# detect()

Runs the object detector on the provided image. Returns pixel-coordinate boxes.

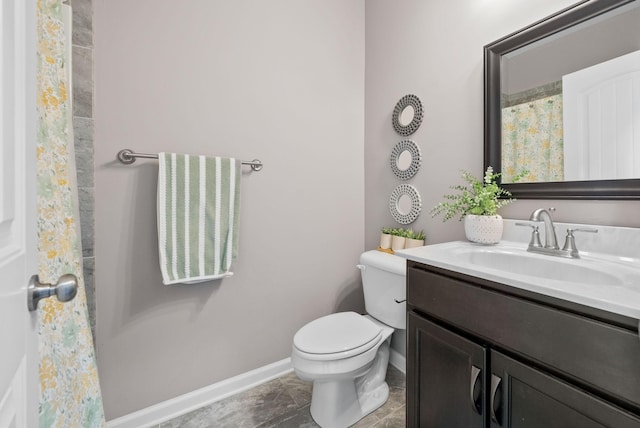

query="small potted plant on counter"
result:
[405,229,426,248]
[379,227,427,252]
[390,228,407,252]
[431,166,522,244]
[379,227,393,250]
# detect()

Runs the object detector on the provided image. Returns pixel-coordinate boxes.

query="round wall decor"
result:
[392,94,423,136]
[390,140,421,180]
[389,184,422,224]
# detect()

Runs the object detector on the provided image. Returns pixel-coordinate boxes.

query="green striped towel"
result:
[157,153,241,284]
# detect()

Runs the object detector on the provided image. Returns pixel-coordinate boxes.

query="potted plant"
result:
[431,166,520,244]
[405,229,426,248]
[390,228,407,252]
[379,227,393,250]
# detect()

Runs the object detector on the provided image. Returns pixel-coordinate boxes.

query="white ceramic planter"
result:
[379,233,392,249]
[404,238,425,249]
[391,235,406,251]
[464,214,503,244]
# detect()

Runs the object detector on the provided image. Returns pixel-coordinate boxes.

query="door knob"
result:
[27,274,78,311]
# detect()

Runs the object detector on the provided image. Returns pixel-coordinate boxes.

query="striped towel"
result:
[157,153,241,284]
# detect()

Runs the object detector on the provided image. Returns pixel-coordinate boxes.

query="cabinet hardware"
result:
[470,365,482,414]
[490,374,502,426]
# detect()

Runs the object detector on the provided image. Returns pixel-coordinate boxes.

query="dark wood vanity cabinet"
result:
[408,312,486,427]
[406,261,640,428]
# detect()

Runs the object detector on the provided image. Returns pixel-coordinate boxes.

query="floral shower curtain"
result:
[501,94,564,183]
[36,0,105,426]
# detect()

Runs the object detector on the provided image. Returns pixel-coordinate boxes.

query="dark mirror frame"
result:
[484,0,640,200]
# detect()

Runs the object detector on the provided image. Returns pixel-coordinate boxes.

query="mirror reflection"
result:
[397,194,412,215]
[499,1,640,184]
[397,150,413,171]
[399,106,415,127]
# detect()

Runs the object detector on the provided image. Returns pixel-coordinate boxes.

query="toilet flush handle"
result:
[394,298,406,304]
[356,264,366,271]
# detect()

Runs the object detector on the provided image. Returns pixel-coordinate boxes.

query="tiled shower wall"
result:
[71,0,95,339]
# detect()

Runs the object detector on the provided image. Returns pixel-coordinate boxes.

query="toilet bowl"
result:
[291,251,406,428]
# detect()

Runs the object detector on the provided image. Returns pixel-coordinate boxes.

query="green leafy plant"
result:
[431,166,523,222]
[392,228,407,237]
[382,227,425,240]
[405,229,425,240]
[385,228,404,236]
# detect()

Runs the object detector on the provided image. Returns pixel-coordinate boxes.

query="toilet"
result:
[291,250,406,428]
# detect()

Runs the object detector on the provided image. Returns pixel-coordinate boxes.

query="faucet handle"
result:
[567,227,598,234]
[515,222,542,248]
[561,228,598,257]
[567,227,598,235]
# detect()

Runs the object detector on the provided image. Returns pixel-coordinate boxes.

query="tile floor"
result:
[158,365,406,428]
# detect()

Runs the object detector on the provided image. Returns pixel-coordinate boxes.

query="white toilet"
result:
[291,250,406,428]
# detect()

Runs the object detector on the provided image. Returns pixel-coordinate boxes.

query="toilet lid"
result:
[293,312,382,355]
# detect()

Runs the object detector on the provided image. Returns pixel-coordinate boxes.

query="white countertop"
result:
[396,236,640,321]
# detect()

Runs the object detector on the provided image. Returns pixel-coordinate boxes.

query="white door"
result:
[563,50,640,180]
[0,0,38,426]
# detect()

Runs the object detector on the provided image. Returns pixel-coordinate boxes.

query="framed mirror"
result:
[484,0,640,199]
[392,94,423,136]
[389,184,422,224]
[390,140,422,180]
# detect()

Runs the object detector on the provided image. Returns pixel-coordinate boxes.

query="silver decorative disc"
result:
[389,184,422,224]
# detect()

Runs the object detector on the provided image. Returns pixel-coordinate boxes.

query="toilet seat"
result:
[293,312,383,361]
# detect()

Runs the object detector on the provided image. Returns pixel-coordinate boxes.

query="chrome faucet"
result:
[516,208,598,258]
[529,208,559,249]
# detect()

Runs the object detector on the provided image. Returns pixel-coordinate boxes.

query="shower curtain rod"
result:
[116,149,263,171]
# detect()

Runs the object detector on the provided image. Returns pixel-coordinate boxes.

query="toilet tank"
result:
[358,251,406,329]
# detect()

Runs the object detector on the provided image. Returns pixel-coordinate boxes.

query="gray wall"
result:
[364,0,640,260]
[94,0,365,419]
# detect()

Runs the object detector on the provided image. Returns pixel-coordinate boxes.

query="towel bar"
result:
[117,149,263,171]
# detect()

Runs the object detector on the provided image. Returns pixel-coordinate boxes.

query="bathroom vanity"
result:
[398,228,640,428]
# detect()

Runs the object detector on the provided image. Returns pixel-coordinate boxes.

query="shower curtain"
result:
[501,94,564,183]
[36,0,105,426]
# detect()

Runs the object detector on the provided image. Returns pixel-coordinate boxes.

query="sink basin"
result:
[396,241,640,319]
[458,247,629,287]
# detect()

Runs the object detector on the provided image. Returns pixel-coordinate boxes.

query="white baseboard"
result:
[106,358,293,428]
[108,350,406,428]
[389,347,406,374]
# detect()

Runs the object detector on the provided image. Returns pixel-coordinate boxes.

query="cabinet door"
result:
[490,351,640,428]
[408,312,487,428]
